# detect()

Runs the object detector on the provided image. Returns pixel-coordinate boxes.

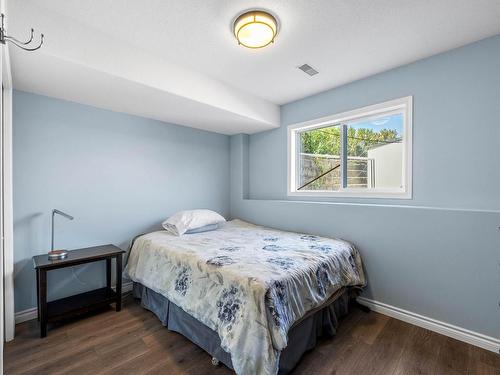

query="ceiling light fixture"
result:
[233,10,277,49]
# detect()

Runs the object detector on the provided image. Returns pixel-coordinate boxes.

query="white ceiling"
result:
[7,0,500,134]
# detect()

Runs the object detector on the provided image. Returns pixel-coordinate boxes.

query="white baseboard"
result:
[15,282,135,325]
[121,281,133,293]
[357,297,500,354]
[17,286,497,354]
[15,307,38,324]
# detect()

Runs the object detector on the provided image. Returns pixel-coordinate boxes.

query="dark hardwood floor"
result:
[5,295,499,375]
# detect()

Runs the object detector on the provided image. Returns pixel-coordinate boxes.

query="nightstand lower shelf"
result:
[47,287,118,322]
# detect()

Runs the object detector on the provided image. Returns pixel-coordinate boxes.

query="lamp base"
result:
[48,250,68,260]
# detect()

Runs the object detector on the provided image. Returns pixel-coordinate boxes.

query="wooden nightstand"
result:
[32,244,125,338]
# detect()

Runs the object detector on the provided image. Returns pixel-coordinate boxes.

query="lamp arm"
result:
[51,209,74,251]
[53,209,74,221]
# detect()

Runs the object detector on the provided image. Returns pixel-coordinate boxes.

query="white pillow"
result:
[162,209,226,236]
[185,223,219,234]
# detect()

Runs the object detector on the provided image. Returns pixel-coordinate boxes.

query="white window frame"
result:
[287,96,413,199]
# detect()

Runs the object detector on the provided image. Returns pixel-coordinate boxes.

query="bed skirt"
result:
[133,282,351,374]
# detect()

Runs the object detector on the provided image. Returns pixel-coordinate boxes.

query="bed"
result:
[125,219,365,375]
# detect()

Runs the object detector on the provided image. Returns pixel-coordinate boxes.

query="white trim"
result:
[2,86,14,342]
[0,30,4,375]
[121,281,133,293]
[1,42,11,90]
[14,307,37,325]
[287,97,412,132]
[240,196,500,214]
[357,297,500,354]
[14,282,135,324]
[287,189,412,199]
[2,45,14,342]
[14,286,500,354]
[0,5,15,352]
[287,96,413,199]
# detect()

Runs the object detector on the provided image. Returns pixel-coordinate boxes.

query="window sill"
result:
[287,189,412,199]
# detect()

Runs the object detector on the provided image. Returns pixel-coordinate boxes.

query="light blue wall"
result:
[231,35,500,340]
[13,90,230,312]
[13,34,500,341]
[248,35,500,210]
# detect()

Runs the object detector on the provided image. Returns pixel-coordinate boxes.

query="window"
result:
[288,97,412,198]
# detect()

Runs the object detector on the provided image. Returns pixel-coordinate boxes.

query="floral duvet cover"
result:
[125,219,365,375]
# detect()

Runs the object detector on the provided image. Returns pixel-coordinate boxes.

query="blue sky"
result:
[349,113,403,136]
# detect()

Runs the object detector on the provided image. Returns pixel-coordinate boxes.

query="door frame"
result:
[1,0,14,350]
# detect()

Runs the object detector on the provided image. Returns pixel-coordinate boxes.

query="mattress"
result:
[125,219,365,375]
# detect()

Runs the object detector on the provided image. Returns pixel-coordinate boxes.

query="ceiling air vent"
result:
[298,64,319,76]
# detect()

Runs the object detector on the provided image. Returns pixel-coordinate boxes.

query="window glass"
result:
[298,125,341,191]
[288,96,412,198]
[346,113,404,189]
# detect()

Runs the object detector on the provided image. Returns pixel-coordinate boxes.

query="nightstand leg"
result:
[106,258,112,297]
[115,254,122,312]
[39,269,47,338]
[36,268,40,321]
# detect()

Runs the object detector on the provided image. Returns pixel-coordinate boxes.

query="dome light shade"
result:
[233,11,277,49]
